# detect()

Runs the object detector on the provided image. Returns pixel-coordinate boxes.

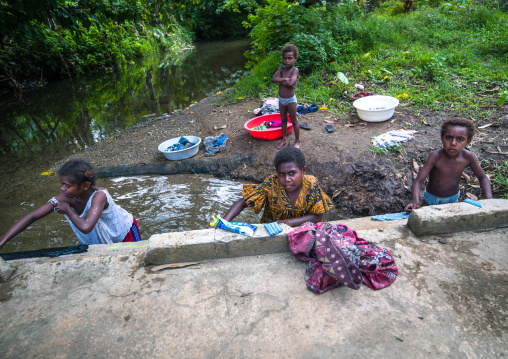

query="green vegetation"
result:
[0,1,262,90]
[489,161,508,199]
[369,142,403,156]
[227,0,508,119]
[0,1,193,90]
[169,0,255,40]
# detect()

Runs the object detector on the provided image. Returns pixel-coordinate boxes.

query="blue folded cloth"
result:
[264,222,283,236]
[214,133,227,146]
[297,104,319,114]
[464,198,482,208]
[371,212,410,221]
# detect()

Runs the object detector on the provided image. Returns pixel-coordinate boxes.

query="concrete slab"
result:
[408,198,508,236]
[144,218,409,265]
[144,223,293,265]
[0,225,506,358]
[0,257,14,282]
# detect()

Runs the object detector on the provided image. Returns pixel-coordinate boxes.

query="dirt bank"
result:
[69,93,508,215]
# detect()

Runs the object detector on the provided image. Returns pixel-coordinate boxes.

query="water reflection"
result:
[0,174,348,254]
[110,175,260,235]
[0,40,250,155]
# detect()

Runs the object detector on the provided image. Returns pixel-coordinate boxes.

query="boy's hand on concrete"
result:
[404,202,420,213]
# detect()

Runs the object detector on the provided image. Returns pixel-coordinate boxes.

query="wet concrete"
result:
[0,217,507,358]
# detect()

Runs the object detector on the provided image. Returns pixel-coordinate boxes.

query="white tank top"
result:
[64,189,133,245]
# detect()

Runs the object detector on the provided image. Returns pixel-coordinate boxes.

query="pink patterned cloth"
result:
[267,120,282,128]
[288,222,398,294]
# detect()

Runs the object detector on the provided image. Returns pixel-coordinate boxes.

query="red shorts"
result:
[122,217,142,242]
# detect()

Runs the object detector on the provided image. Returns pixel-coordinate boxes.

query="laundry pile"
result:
[166,137,197,152]
[288,222,398,294]
[372,129,417,148]
[252,98,319,115]
[203,133,228,156]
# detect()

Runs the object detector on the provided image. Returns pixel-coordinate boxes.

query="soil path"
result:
[70,94,508,215]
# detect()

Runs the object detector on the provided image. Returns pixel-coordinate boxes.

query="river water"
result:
[0,40,349,254]
[0,174,345,254]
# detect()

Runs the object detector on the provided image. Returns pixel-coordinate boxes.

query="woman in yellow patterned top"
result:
[222,147,332,227]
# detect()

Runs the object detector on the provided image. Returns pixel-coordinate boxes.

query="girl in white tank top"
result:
[0,159,141,250]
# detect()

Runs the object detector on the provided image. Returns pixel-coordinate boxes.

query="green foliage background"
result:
[0,0,192,90]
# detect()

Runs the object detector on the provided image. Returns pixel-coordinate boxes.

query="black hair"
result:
[274,147,306,171]
[282,44,298,60]
[58,158,97,186]
[441,118,475,140]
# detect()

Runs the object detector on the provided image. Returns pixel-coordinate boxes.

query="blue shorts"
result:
[424,189,460,205]
[278,95,297,107]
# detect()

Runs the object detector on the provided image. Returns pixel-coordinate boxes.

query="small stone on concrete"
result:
[0,257,14,282]
[438,238,447,244]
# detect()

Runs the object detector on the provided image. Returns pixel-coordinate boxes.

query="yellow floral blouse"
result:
[242,174,332,223]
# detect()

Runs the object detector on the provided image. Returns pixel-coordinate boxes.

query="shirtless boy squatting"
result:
[405,117,492,212]
[272,44,300,149]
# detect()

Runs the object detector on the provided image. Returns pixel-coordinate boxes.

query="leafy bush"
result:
[245,0,365,70]
[378,0,406,15]
[0,2,192,90]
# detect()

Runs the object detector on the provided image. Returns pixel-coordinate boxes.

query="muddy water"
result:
[0,174,349,254]
[0,40,250,155]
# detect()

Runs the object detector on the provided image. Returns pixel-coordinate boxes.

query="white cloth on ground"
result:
[253,97,280,115]
[64,189,133,245]
[372,129,417,148]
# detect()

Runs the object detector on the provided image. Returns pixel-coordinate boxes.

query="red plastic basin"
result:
[244,113,293,140]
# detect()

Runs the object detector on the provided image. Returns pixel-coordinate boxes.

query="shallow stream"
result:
[0,174,348,253]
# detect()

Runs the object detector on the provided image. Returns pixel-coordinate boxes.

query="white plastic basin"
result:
[158,136,201,160]
[353,95,399,122]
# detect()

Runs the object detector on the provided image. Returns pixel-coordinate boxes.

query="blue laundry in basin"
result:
[167,137,195,152]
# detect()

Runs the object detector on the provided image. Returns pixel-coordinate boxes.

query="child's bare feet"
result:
[276,138,287,149]
[294,140,301,149]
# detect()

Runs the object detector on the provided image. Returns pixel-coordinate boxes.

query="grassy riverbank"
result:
[230,3,507,113]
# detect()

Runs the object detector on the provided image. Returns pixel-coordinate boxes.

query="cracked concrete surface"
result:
[0,221,507,358]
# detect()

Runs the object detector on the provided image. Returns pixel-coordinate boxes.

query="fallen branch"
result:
[151,262,200,272]
[485,150,508,156]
